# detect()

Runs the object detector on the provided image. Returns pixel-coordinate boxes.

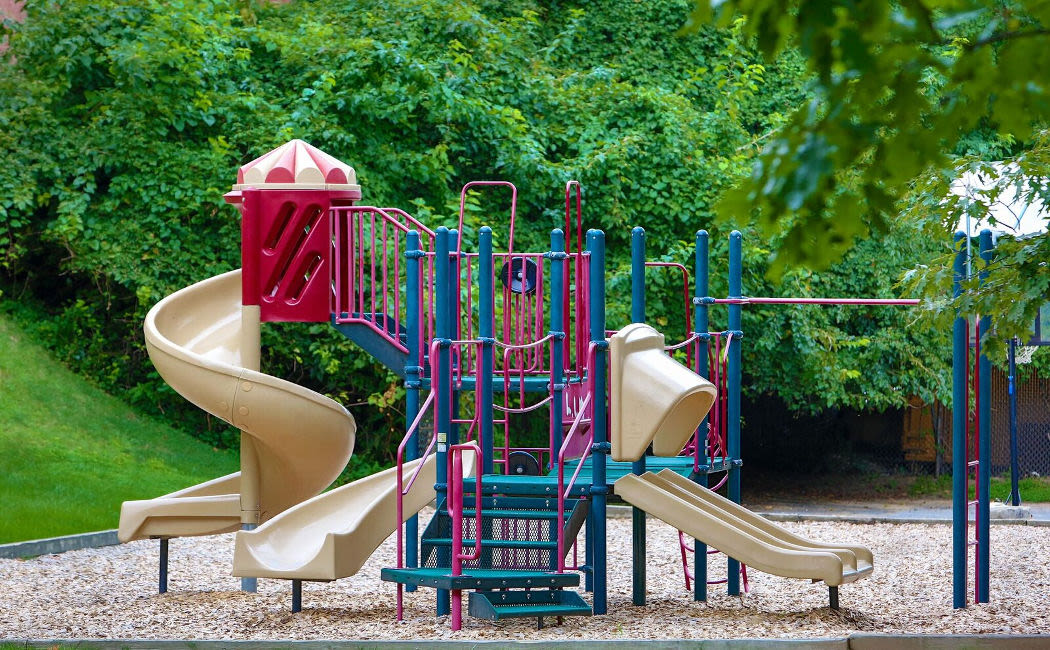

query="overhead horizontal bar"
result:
[695,296,920,306]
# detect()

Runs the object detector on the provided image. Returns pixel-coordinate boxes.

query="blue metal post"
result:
[587,229,608,615]
[726,230,742,596]
[479,228,495,476]
[694,229,710,601]
[551,229,566,461]
[1008,338,1021,507]
[434,227,452,616]
[952,232,968,609]
[629,226,647,606]
[405,231,422,583]
[977,229,993,603]
[158,539,168,594]
[448,230,462,456]
[621,227,646,604]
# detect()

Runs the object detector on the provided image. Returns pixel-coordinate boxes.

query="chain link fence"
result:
[903,361,1050,477]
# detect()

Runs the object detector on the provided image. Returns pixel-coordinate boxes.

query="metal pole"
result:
[726,231,742,596]
[405,231,422,582]
[158,538,168,594]
[977,229,992,603]
[629,226,647,606]
[479,230,496,571]
[952,232,968,609]
[448,230,462,473]
[434,226,451,617]
[551,229,566,461]
[587,229,608,615]
[1008,338,1021,506]
[694,229,710,602]
[480,227,495,476]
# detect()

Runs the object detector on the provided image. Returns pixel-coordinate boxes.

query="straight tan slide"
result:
[233,451,475,581]
[614,470,873,587]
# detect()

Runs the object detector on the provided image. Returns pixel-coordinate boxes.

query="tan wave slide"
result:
[233,450,475,581]
[615,469,873,587]
[118,270,356,542]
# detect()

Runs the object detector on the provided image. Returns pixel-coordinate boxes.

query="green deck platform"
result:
[469,455,731,497]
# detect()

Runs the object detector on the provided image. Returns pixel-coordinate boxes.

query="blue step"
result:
[380,567,579,590]
[468,589,591,621]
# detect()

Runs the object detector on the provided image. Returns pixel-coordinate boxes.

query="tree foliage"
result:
[0,0,958,471]
[685,0,1050,359]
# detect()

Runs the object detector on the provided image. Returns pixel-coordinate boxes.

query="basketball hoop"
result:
[1016,345,1038,364]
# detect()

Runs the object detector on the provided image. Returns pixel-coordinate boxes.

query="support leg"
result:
[241,523,258,593]
[292,580,302,613]
[829,586,839,611]
[631,505,646,605]
[158,538,168,594]
[451,589,462,630]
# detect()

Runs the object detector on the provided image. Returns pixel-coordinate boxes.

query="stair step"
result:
[380,567,579,590]
[462,508,568,520]
[474,476,590,497]
[424,538,556,550]
[468,589,591,621]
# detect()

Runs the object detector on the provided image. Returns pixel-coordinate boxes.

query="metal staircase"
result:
[381,491,592,625]
[331,312,411,376]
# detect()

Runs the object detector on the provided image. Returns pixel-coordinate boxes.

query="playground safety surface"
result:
[2,507,1048,645]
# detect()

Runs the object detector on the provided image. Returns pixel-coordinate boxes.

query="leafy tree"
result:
[685,1,1050,358]
[0,0,958,474]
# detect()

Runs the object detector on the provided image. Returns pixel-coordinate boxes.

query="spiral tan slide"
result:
[615,470,873,587]
[118,270,356,542]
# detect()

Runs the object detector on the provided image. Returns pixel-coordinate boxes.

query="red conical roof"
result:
[233,139,360,191]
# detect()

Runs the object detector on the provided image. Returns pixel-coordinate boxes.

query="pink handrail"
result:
[449,441,482,631]
[457,181,518,255]
[332,205,436,357]
[555,340,603,570]
[564,181,585,375]
[646,261,693,366]
[556,391,593,570]
[394,388,437,621]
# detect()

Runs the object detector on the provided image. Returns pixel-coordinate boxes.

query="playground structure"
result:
[119,139,925,628]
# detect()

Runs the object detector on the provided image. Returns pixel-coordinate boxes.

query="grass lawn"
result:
[747,468,1050,503]
[908,473,1050,502]
[0,312,237,543]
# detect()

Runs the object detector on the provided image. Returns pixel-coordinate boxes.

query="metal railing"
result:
[332,205,435,357]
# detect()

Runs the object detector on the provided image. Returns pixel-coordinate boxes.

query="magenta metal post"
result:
[448,442,482,631]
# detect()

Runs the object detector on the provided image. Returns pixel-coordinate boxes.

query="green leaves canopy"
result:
[685,0,1050,357]
[0,0,962,467]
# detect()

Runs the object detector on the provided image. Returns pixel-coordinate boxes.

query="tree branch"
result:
[963,27,1050,51]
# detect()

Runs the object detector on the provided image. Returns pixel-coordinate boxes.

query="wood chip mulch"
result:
[2,514,1047,640]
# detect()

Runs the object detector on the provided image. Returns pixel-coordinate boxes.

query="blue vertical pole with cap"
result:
[629,226,647,605]
[726,230,742,596]
[405,230,422,584]
[952,231,968,608]
[694,229,710,601]
[478,227,495,570]
[551,229,566,464]
[479,227,495,476]
[434,226,452,616]
[587,229,608,615]
[977,229,993,603]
